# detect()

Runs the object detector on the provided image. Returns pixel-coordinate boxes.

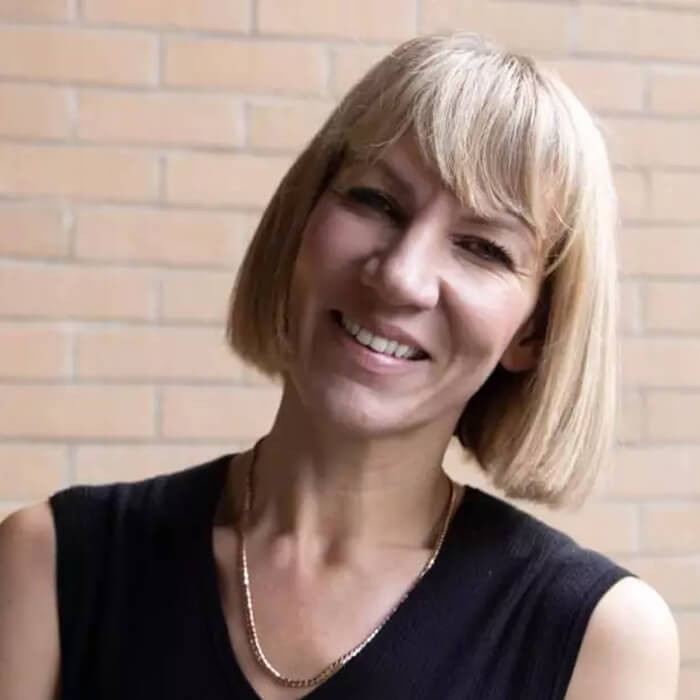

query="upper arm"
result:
[564,576,679,700]
[0,503,61,700]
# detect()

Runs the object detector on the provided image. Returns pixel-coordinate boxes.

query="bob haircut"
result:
[228,34,618,507]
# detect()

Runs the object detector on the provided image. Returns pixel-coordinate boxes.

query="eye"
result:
[455,236,515,269]
[342,187,406,226]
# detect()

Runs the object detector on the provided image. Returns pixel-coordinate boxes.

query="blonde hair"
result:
[228,34,618,507]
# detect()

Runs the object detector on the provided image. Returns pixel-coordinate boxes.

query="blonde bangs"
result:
[334,35,592,268]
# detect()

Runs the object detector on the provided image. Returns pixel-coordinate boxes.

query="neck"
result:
[235,383,459,567]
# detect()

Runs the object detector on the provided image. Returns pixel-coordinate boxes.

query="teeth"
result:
[369,336,388,353]
[339,313,422,360]
[356,328,373,345]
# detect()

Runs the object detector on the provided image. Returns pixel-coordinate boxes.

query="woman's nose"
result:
[359,221,440,310]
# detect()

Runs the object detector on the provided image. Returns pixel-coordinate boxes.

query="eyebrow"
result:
[457,212,534,239]
[372,157,416,202]
[373,156,535,240]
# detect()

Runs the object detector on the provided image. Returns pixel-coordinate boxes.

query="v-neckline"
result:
[196,453,472,699]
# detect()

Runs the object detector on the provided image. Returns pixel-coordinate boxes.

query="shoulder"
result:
[49,455,229,534]
[0,501,56,575]
[0,500,55,550]
[564,576,679,700]
[0,502,56,584]
[0,503,60,699]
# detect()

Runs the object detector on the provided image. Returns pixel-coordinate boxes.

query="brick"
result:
[0,445,66,500]
[0,144,159,202]
[622,339,700,388]
[0,262,155,320]
[605,119,700,168]
[579,5,700,61]
[607,447,700,498]
[74,207,244,267]
[527,501,639,555]
[330,46,389,97]
[237,213,260,250]
[677,612,700,663]
[161,386,281,439]
[651,68,700,116]
[641,0,700,4]
[76,327,242,380]
[74,444,238,484]
[642,504,700,553]
[620,555,700,606]
[165,38,324,95]
[0,324,70,378]
[546,60,645,113]
[78,91,243,147]
[619,280,641,334]
[421,0,571,53]
[166,153,289,207]
[619,227,700,275]
[679,666,700,700]
[647,282,700,333]
[248,100,334,151]
[614,171,647,222]
[651,173,700,222]
[0,0,71,21]
[647,393,700,441]
[83,0,249,31]
[0,84,72,139]
[240,361,280,388]
[616,389,643,443]
[442,438,484,488]
[160,270,232,322]
[0,205,69,257]
[258,0,414,41]
[0,27,156,86]
[0,385,154,438]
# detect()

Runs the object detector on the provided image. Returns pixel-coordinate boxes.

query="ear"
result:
[500,314,541,373]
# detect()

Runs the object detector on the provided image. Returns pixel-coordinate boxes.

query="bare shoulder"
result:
[0,502,55,560]
[564,575,679,700]
[0,502,61,700]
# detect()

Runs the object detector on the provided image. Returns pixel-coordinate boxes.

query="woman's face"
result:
[285,135,543,439]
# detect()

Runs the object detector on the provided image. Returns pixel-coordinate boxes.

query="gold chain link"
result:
[238,440,456,689]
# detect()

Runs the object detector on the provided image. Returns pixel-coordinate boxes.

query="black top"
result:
[49,455,632,699]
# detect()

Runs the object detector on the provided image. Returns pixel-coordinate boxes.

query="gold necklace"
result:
[237,441,457,689]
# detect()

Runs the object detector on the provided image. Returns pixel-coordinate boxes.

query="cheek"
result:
[288,204,368,337]
[291,206,337,302]
[446,274,537,359]
[299,203,374,275]
[292,203,381,318]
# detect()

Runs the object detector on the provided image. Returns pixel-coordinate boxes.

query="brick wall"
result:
[0,0,698,694]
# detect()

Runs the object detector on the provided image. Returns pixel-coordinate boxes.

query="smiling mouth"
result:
[331,310,429,361]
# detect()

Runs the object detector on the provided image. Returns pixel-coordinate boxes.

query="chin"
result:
[292,372,436,439]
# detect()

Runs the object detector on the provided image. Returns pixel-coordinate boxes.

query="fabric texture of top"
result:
[49,454,632,700]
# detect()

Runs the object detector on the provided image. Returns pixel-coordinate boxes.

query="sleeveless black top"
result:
[49,455,632,699]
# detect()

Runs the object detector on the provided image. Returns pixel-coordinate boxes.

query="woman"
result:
[0,34,678,699]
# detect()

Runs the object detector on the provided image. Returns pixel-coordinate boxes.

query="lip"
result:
[331,309,431,359]
[328,311,431,375]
